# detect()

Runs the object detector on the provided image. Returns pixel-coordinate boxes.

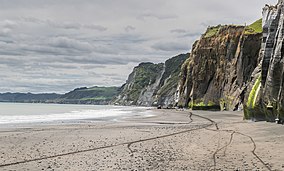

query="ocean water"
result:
[0,103,152,126]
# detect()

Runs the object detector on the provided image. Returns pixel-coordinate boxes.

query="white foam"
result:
[0,108,132,124]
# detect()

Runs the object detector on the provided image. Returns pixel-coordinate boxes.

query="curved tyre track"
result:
[0,112,207,168]
[0,111,272,171]
[203,120,272,171]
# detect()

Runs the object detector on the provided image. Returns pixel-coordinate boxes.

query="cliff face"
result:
[113,54,188,106]
[178,24,262,110]
[245,0,284,121]
[154,54,189,106]
[113,62,164,106]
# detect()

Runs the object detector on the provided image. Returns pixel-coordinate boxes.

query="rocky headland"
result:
[114,0,284,123]
[112,54,188,107]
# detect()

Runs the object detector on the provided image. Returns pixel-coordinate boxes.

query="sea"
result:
[0,102,153,127]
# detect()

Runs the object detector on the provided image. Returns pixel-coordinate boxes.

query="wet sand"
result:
[0,109,283,171]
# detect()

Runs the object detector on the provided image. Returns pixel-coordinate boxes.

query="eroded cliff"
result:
[113,62,164,106]
[244,0,284,121]
[113,54,188,106]
[178,23,262,110]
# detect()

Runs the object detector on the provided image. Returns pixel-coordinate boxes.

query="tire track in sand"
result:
[0,112,208,168]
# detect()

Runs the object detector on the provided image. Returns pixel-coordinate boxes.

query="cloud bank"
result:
[0,0,276,93]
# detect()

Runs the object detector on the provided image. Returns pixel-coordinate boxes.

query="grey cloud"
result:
[1,20,17,29]
[84,24,107,31]
[49,21,81,30]
[20,17,43,24]
[180,33,202,38]
[125,25,136,32]
[20,17,81,29]
[48,37,93,52]
[81,65,106,69]
[0,20,16,36]
[110,34,150,44]
[137,13,178,20]
[0,36,94,57]
[152,42,189,52]
[63,55,144,65]
[170,29,187,33]
[21,17,108,31]
[0,0,276,93]
[63,56,128,65]
[170,29,201,38]
[0,29,11,36]
[0,39,14,44]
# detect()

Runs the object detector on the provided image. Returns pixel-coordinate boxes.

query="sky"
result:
[0,0,276,93]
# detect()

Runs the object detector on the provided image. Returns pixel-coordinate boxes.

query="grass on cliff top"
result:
[204,25,221,38]
[244,19,262,34]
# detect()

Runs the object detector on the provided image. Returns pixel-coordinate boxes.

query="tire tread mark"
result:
[0,112,211,168]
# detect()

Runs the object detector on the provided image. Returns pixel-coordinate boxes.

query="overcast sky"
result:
[0,0,276,93]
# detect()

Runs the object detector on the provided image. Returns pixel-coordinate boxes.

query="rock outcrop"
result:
[112,62,164,106]
[244,0,284,121]
[113,54,188,106]
[177,24,262,110]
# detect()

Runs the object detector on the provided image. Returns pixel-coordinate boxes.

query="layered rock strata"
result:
[245,0,284,121]
[178,25,262,110]
[113,54,188,106]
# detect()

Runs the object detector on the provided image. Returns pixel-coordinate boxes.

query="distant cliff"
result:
[55,86,120,105]
[0,92,61,103]
[244,0,284,121]
[177,23,262,110]
[113,54,188,106]
[0,86,120,105]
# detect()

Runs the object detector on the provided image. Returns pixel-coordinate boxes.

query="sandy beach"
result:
[0,109,283,171]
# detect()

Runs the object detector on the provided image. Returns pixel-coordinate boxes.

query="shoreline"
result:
[0,103,153,128]
[0,109,283,170]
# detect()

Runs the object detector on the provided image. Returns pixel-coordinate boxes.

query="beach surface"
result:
[0,109,283,171]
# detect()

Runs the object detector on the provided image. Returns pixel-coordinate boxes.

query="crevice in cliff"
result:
[205,75,215,96]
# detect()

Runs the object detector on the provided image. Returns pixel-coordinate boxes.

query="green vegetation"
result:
[247,76,261,108]
[0,86,120,105]
[122,62,164,104]
[157,73,178,96]
[194,101,206,107]
[244,19,262,34]
[204,25,221,38]
[58,86,120,104]
[189,99,220,111]
[244,75,263,120]
[0,93,61,103]
[157,54,188,97]
[133,63,163,87]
